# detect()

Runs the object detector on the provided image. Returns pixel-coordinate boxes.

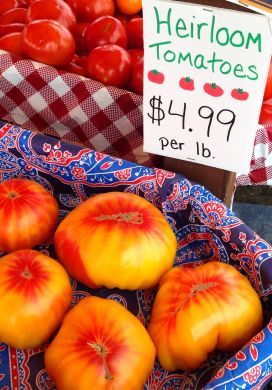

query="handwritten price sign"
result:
[142,0,272,173]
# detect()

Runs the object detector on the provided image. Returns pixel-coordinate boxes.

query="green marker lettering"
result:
[154,6,172,35]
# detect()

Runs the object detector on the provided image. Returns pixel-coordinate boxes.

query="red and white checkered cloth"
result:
[236,125,272,186]
[0,50,161,168]
[1,50,271,185]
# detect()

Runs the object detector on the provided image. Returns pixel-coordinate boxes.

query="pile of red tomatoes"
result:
[0,0,144,94]
[259,59,272,127]
[0,0,271,124]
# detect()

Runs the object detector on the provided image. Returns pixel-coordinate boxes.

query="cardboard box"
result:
[0,120,271,389]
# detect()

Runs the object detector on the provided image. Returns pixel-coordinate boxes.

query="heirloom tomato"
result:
[26,0,77,33]
[148,262,263,372]
[45,296,156,390]
[66,0,115,23]
[54,192,177,290]
[22,19,76,67]
[0,178,59,252]
[86,44,132,88]
[0,249,72,349]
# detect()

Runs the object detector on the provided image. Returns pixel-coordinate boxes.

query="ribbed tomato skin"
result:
[54,191,177,290]
[0,178,59,252]
[0,249,72,349]
[45,296,156,390]
[148,262,263,372]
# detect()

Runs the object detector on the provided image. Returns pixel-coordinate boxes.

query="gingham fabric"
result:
[236,125,272,186]
[1,50,271,185]
[0,50,161,168]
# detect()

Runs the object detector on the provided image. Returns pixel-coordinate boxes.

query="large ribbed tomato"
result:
[45,296,156,390]
[148,262,263,372]
[54,191,177,290]
[0,178,59,252]
[0,249,72,349]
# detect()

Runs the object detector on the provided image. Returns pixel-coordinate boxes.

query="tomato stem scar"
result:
[96,212,143,224]
[87,342,113,381]
[21,267,32,279]
[175,281,217,313]
[7,191,18,199]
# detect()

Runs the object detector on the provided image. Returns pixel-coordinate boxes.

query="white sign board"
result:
[142,0,272,172]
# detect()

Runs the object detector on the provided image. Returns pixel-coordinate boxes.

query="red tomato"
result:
[148,262,263,372]
[0,23,25,37]
[0,178,59,252]
[84,15,128,52]
[22,19,76,67]
[128,48,144,63]
[86,44,132,88]
[72,22,90,55]
[26,0,77,33]
[130,55,143,95]
[115,0,142,16]
[0,0,20,16]
[17,0,29,6]
[114,12,130,32]
[66,0,115,23]
[259,103,272,125]
[1,7,27,25]
[54,192,177,290]
[127,17,143,49]
[0,31,24,56]
[64,54,88,76]
[45,296,156,389]
[0,249,72,349]
[264,58,272,101]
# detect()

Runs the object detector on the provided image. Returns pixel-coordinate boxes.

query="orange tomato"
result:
[0,249,72,349]
[45,296,156,390]
[54,191,177,290]
[0,178,59,252]
[115,0,142,16]
[148,262,263,372]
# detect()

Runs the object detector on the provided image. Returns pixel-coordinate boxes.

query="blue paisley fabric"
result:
[0,121,271,390]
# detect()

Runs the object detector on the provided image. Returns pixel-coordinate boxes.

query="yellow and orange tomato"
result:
[0,178,59,252]
[45,295,156,390]
[54,191,177,290]
[0,249,72,349]
[148,261,263,372]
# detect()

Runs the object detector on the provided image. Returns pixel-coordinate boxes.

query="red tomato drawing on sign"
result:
[148,69,164,84]
[203,83,224,97]
[179,77,195,91]
[231,88,249,101]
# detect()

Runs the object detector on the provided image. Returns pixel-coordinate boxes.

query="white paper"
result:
[142,0,272,172]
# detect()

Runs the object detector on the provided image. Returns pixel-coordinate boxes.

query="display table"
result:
[0,120,271,390]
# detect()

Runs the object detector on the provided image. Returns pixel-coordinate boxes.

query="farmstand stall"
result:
[0,120,271,390]
[2,49,272,206]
